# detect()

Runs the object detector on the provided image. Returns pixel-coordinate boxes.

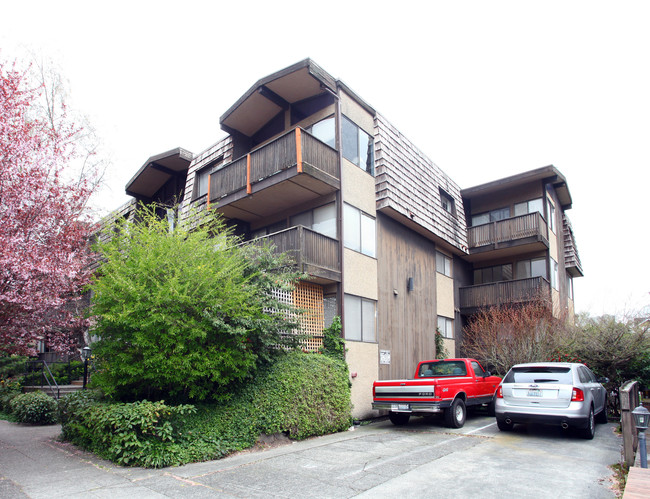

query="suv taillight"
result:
[571,387,585,402]
[496,386,503,398]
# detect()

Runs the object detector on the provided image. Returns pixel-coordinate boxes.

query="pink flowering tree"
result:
[0,60,97,355]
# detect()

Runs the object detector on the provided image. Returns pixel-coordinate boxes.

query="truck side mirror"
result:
[484,371,491,377]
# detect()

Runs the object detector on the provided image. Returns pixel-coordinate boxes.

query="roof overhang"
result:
[125,147,193,198]
[220,59,338,138]
[461,165,573,209]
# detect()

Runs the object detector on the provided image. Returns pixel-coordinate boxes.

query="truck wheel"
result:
[389,411,410,426]
[445,398,466,428]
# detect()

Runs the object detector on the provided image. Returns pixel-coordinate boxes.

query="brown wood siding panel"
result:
[374,114,468,252]
[563,213,583,276]
[377,214,437,381]
[468,212,548,248]
[179,136,233,221]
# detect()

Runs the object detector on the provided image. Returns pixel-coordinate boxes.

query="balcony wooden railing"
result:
[247,225,340,279]
[467,212,548,249]
[459,276,551,311]
[208,128,339,203]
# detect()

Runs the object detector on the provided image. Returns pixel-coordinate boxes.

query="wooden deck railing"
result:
[468,212,548,248]
[459,276,551,310]
[208,128,339,203]
[247,226,340,274]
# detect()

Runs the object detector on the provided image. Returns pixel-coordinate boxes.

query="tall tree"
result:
[0,60,97,355]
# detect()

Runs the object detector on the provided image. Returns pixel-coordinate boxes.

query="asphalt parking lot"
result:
[0,412,622,498]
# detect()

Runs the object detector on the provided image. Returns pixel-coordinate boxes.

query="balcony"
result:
[459,276,551,313]
[466,212,549,262]
[208,128,340,223]
[247,225,341,283]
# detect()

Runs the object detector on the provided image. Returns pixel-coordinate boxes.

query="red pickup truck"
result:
[372,358,501,428]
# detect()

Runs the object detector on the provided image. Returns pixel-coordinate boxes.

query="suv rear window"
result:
[504,366,573,384]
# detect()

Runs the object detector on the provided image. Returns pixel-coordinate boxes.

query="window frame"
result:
[437,315,454,339]
[344,294,376,342]
[436,252,452,277]
[439,188,456,217]
[342,115,374,175]
[344,203,376,257]
[193,157,223,200]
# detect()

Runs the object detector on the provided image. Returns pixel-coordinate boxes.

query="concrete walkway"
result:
[0,415,623,498]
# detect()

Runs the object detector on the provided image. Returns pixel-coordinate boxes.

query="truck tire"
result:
[389,411,410,426]
[444,398,466,428]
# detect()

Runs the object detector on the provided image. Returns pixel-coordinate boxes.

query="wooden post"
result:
[246,154,252,194]
[621,380,640,466]
[296,128,303,173]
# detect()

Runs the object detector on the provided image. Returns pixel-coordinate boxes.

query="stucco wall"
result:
[343,249,378,300]
[346,340,379,420]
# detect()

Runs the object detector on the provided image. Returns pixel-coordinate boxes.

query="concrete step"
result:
[23,385,84,397]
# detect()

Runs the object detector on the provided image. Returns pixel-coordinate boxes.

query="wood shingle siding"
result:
[374,114,468,253]
[563,213,583,277]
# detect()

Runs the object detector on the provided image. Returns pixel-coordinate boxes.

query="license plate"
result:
[528,389,542,397]
[391,403,410,411]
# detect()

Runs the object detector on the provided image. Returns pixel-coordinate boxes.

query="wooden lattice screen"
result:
[270,282,324,352]
[293,282,324,352]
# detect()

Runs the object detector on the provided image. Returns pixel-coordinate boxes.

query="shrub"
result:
[57,389,103,426]
[61,352,352,467]
[0,378,22,412]
[10,391,58,424]
[319,317,345,361]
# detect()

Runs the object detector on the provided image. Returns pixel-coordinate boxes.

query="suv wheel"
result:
[581,407,595,439]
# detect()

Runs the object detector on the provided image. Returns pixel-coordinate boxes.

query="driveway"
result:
[0,414,621,498]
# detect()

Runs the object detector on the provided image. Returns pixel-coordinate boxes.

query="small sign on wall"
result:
[380,350,391,365]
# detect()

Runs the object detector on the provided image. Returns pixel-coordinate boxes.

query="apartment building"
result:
[121,59,582,419]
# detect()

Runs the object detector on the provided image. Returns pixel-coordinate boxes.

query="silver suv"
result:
[495,362,608,439]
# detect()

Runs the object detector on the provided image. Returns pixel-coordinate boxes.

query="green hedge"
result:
[61,352,351,467]
[10,391,58,425]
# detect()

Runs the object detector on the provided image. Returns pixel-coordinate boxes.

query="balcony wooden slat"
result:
[468,212,548,249]
[459,276,551,311]
[247,226,340,281]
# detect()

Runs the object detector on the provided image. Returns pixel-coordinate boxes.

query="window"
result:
[474,264,513,284]
[290,203,337,239]
[307,117,335,149]
[471,206,511,226]
[547,198,556,233]
[342,115,374,175]
[515,258,547,280]
[193,157,223,199]
[437,316,454,339]
[514,198,544,217]
[550,257,558,290]
[471,361,485,377]
[344,203,375,257]
[436,252,452,277]
[439,189,456,216]
[344,294,376,342]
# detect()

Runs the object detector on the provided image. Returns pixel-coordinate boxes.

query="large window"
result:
[344,294,376,342]
[290,203,337,239]
[514,198,544,217]
[437,316,454,339]
[471,206,511,226]
[436,252,452,277]
[550,257,559,290]
[344,203,375,257]
[307,117,335,149]
[342,115,374,175]
[547,198,556,233]
[515,258,547,280]
[474,264,513,284]
[193,157,223,199]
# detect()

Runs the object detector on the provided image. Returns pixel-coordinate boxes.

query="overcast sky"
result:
[2,1,649,318]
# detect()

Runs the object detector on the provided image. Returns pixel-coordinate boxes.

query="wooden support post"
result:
[296,128,303,173]
[621,380,640,466]
[246,154,252,194]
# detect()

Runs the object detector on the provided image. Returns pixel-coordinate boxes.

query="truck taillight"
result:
[496,386,503,399]
[571,387,585,402]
